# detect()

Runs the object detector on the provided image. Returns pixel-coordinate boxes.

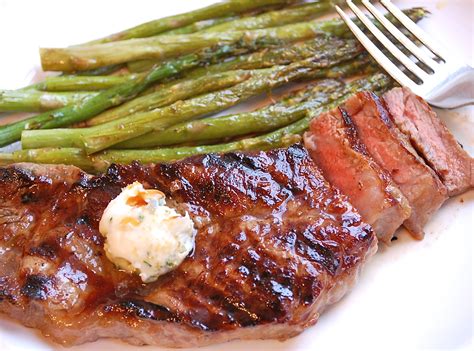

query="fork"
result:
[336,0,474,109]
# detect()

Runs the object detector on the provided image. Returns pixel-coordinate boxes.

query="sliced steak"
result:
[343,92,448,239]
[0,145,376,347]
[304,107,411,243]
[383,87,473,196]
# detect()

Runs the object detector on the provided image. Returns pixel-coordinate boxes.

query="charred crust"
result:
[0,277,17,304]
[104,300,182,324]
[339,107,370,156]
[105,164,121,180]
[370,92,394,127]
[21,274,52,300]
[286,143,307,160]
[29,242,58,260]
[76,215,90,225]
[0,167,33,186]
[20,192,37,204]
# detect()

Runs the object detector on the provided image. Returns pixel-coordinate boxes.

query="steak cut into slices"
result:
[0,145,376,347]
[343,92,448,239]
[383,87,473,196]
[304,107,411,243]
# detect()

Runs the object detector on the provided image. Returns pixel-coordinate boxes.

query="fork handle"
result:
[427,65,474,109]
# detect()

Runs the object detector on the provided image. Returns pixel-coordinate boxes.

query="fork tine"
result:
[335,5,419,92]
[361,0,439,70]
[346,0,429,81]
[380,0,446,60]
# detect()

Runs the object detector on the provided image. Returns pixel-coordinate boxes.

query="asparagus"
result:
[2,73,393,172]
[41,8,427,72]
[202,2,331,32]
[129,3,335,73]
[114,55,372,150]
[0,90,97,112]
[34,31,348,92]
[131,79,345,147]
[72,64,125,76]
[25,35,357,94]
[185,37,362,78]
[0,54,200,147]
[21,55,371,153]
[162,16,239,36]
[128,33,359,74]
[34,73,145,92]
[41,22,323,71]
[87,38,361,125]
[0,40,261,147]
[83,0,298,44]
[84,70,252,127]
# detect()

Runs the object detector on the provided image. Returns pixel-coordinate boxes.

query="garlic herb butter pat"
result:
[99,182,196,283]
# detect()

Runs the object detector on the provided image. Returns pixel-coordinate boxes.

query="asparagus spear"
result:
[10,66,248,115]
[120,2,335,73]
[84,70,252,127]
[130,79,345,147]
[34,74,145,92]
[28,35,357,94]
[113,56,372,150]
[24,79,342,150]
[0,90,98,112]
[0,42,253,147]
[87,38,362,125]
[0,54,200,147]
[83,0,298,44]
[185,37,362,78]
[161,16,239,36]
[41,8,427,72]
[41,22,325,71]
[22,55,371,154]
[202,2,331,32]
[1,73,393,172]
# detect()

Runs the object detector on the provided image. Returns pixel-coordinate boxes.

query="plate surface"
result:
[0,1,472,350]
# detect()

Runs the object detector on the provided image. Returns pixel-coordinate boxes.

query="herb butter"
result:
[99,182,195,283]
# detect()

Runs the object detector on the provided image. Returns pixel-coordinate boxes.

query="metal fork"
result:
[336,0,474,109]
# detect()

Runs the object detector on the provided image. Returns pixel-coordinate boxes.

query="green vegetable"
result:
[21,56,371,154]
[0,46,241,147]
[114,56,372,150]
[33,74,145,92]
[40,7,427,72]
[201,2,332,32]
[0,74,393,173]
[0,90,97,112]
[137,79,345,147]
[84,69,252,126]
[84,0,297,44]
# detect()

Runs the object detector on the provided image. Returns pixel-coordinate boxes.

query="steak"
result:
[343,92,448,239]
[0,145,376,347]
[304,107,411,243]
[383,87,474,196]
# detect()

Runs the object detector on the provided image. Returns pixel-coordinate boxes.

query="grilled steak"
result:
[0,145,376,347]
[342,92,448,239]
[383,87,474,196]
[304,107,411,243]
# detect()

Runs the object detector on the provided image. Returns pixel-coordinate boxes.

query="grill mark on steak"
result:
[0,146,376,347]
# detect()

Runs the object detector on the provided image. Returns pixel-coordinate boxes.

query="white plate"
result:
[0,1,473,350]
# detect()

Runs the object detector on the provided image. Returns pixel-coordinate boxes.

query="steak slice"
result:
[0,145,376,347]
[383,87,473,196]
[304,107,411,243]
[343,92,448,238]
